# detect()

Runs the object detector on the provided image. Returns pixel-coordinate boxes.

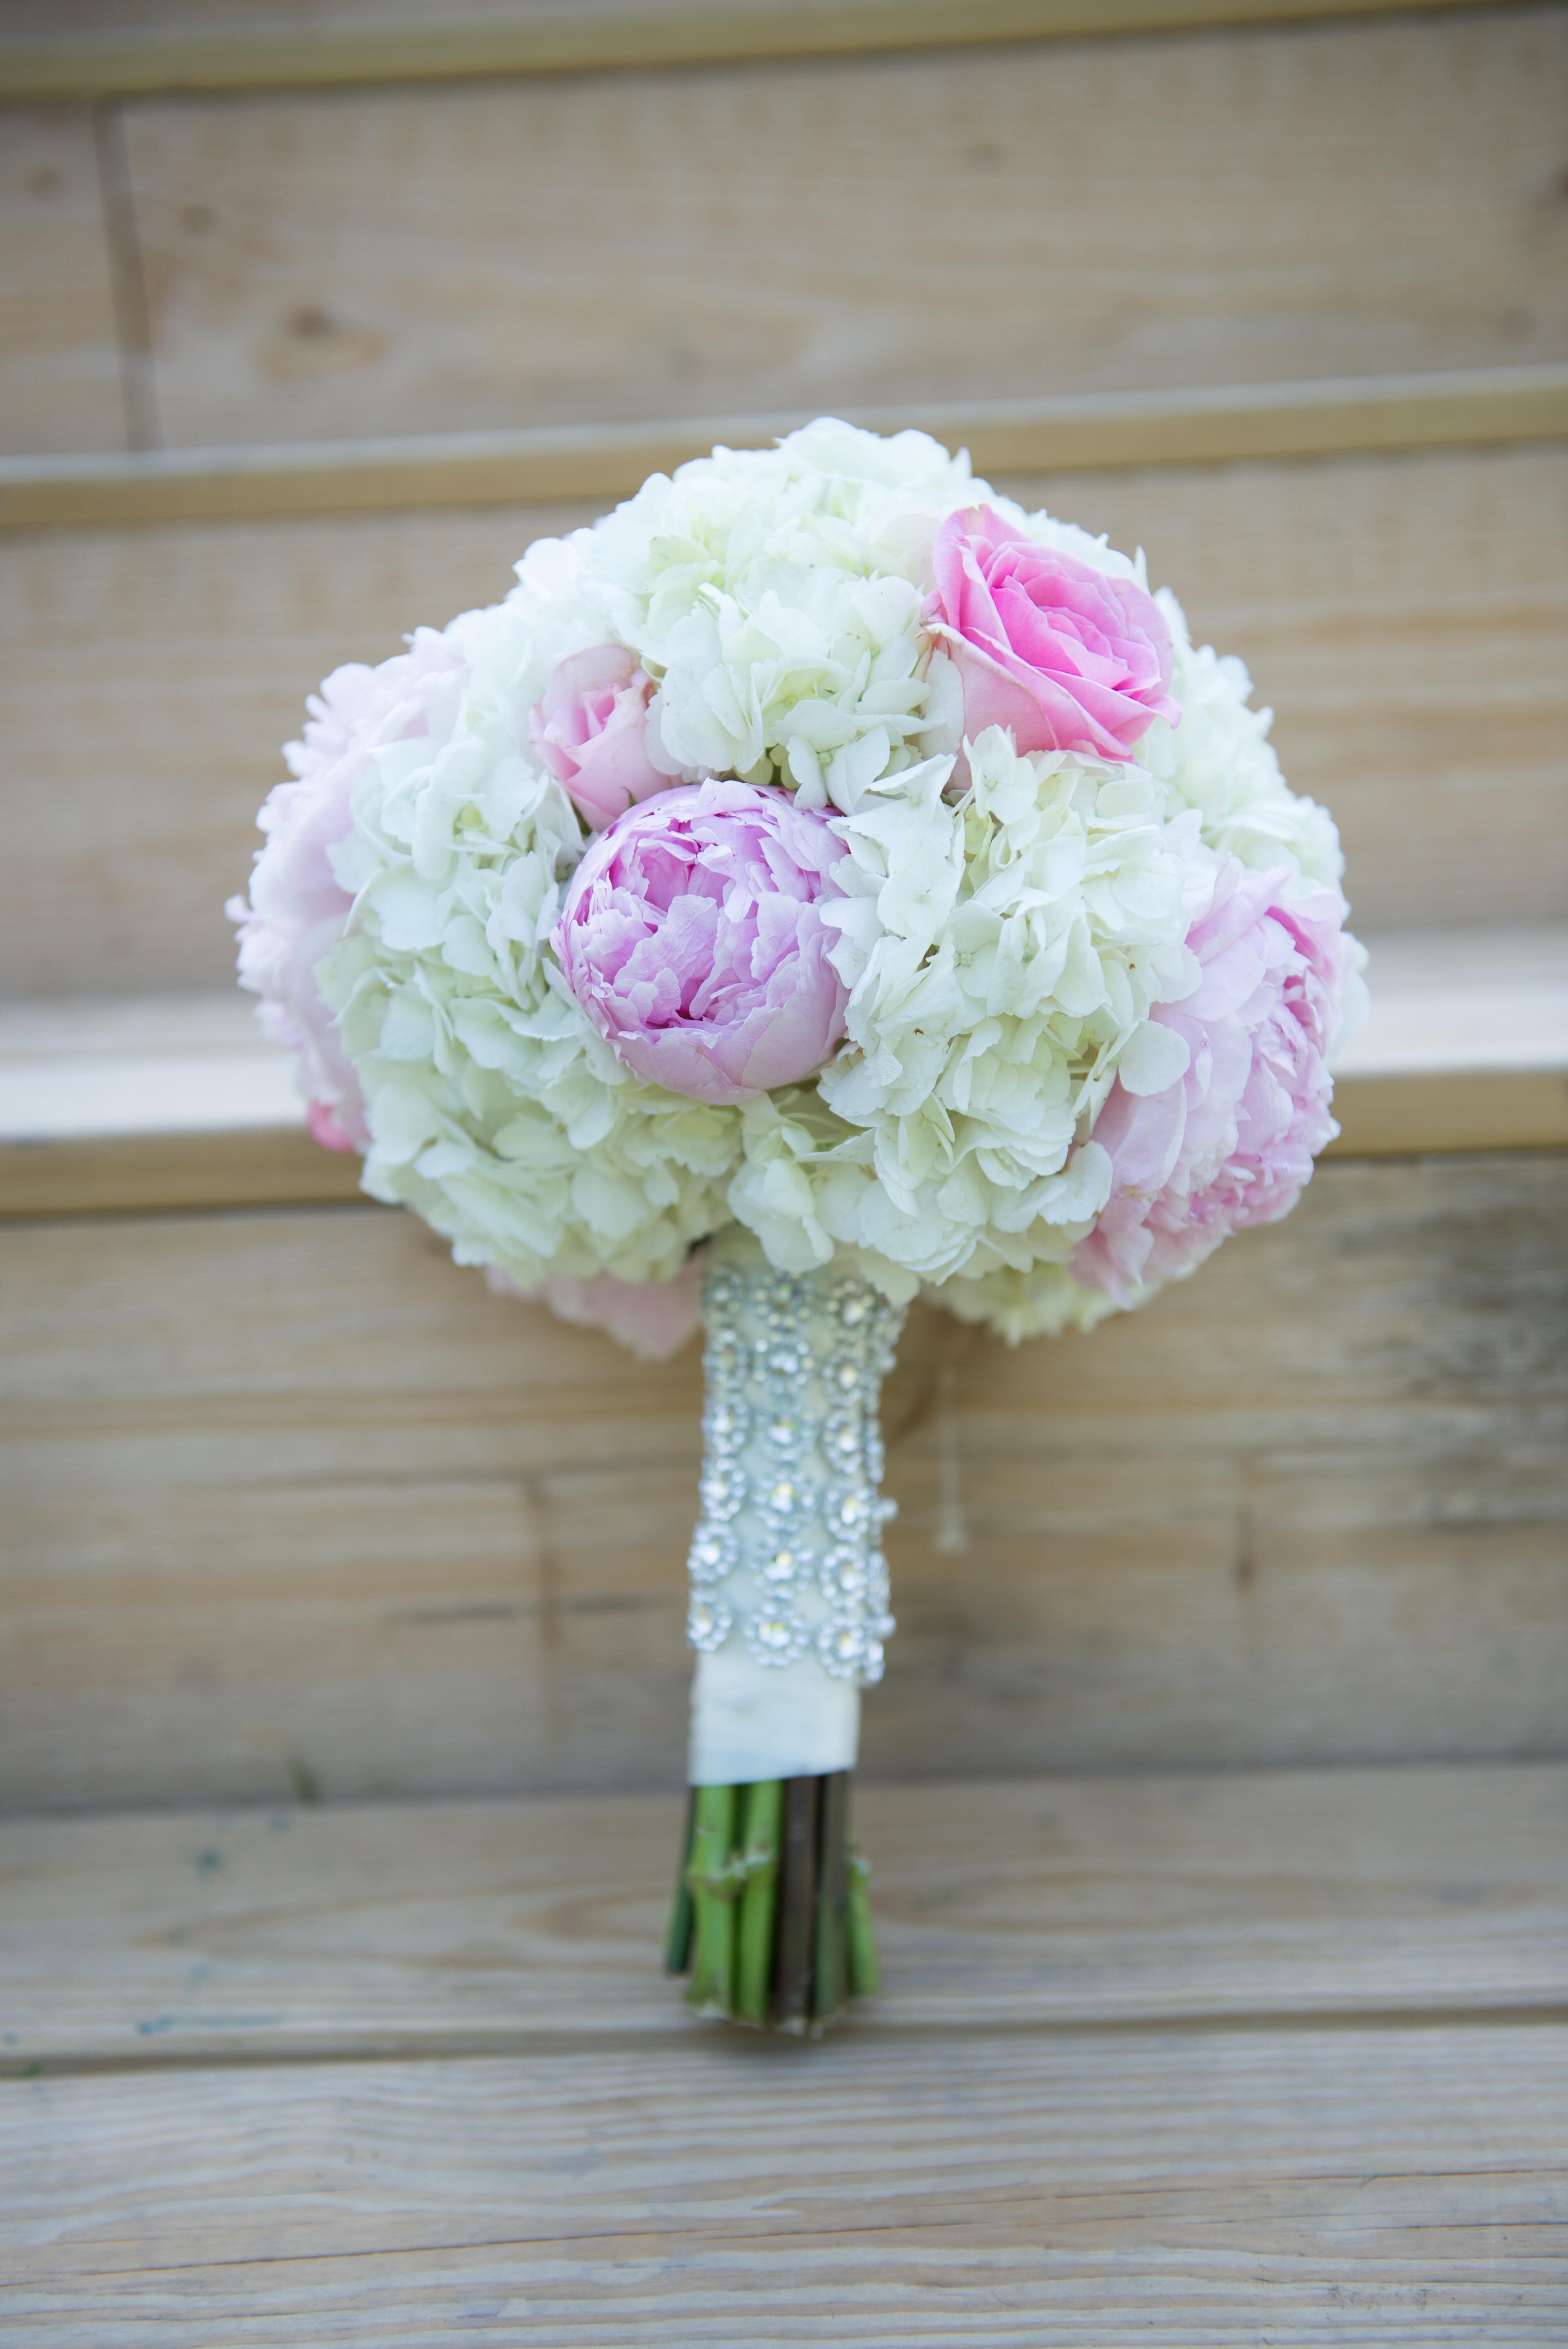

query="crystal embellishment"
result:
[683,1244,905,1691]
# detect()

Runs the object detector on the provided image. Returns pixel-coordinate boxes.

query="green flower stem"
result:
[734,1779,784,2026]
[845,1843,880,1998]
[668,1772,877,2030]
[812,1770,850,2023]
[663,1789,697,1977]
[686,1782,741,2017]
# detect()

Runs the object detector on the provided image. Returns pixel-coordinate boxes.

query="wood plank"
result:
[0,105,128,456]
[7,366,1566,529]
[114,12,1568,449]
[1,1156,1562,1808]
[2,445,1562,1000]
[2,2028,1563,2337]
[4,1764,1561,2337]
[4,933,1564,1215]
[5,1768,1565,2067]
[0,0,1525,100]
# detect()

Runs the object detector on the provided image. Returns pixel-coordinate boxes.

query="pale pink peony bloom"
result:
[554,779,849,1105]
[485,1255,704,1360]
[527,644,670,830]
[1072,861,1352,1308]
[926,504,1179,761]
[228,634,465,1153]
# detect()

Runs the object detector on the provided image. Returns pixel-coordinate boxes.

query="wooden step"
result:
[2,1148,1562,1811]
[2,932,1563,1217]
[5,1765,1564,2064]
[5,11,1562,461]
[2,1766,1564,2338]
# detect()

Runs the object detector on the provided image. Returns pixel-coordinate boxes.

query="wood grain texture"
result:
[115,11,1568,448]
[5,1768,1565,2067]
[0,106,127,456]
[2,2028,1564,2337]
[2,1764,1563,2341]
[7,365,1566,529]
[2,1156,1563,1810]
[2,443,1560,999]
[0,0,1527,98]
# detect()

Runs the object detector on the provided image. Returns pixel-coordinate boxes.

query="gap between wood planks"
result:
[15,2004,1568,2089]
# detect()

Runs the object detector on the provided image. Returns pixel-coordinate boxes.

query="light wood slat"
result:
[114,15,1568,450]
[4,934,1564,1215]
[2,2030,1564,2338]
[0,106,128,457]
[4,1769,1564,2068]
[0,0,1525,100]
[2,1157,1563,1808]
[2,448,1563,1000]
[6,368,1566,529]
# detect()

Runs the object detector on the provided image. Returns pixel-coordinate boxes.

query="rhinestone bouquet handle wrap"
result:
[665,1226,906,2029]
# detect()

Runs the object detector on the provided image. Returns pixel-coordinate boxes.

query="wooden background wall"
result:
[1,0,1564,1811]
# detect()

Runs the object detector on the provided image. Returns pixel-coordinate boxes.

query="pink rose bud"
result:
[554,779,849,1105]
[527,644,671,830]
[1072,860,1354,1308]
[927,504,1180,761]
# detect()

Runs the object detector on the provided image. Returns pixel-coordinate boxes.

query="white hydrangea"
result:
[307,421,1354,1341]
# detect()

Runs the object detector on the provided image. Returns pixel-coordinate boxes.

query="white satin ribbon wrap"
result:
[688,1648,861,1783]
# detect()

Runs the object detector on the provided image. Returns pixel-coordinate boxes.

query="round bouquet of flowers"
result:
[232,420,1364,2031]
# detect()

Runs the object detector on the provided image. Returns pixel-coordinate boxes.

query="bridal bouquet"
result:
[232,420,1364,2030]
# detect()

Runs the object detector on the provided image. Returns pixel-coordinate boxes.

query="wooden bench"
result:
[2,1,1565,2336]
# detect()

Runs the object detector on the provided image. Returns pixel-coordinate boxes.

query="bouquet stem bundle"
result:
[672,1232,900,2029]
[665,1773,877,2031]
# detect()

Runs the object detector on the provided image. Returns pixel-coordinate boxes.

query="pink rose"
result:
[926,505,1179,761]
[1072,860,1353,1308]
[527,644,670,830]
[554,779,849,1105]
[228,634,465,1153]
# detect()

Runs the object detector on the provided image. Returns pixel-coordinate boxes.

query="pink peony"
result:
[1072,861,1353,1308]
[486,1254,704,1360]
[228,633,465,1153]
[528,644,670,830]
[554,779,849,1105]
[926,505,1179,761]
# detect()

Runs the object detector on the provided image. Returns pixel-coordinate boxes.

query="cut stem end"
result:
[667,1770,877,2032]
